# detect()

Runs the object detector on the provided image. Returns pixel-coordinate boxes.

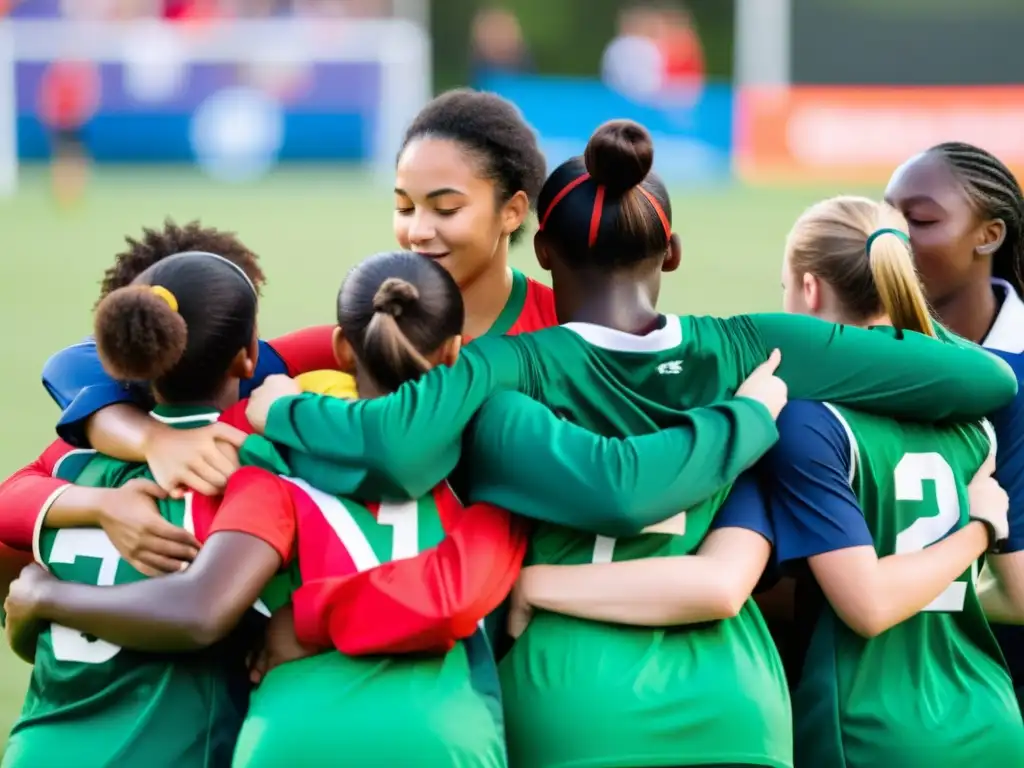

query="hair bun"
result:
[583,119,654,196]
[372,277,420,317]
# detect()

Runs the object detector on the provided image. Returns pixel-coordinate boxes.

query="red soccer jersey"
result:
[507,272,558,336]
[209,466,527,654]
[38,60,100,131]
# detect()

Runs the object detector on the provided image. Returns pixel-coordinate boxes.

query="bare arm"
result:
[979,553,1024,625]
[87,408,244,497]
[84,404,153,464]
[516,527,771,628]
[18,532,281,651]
[809,523,990,638]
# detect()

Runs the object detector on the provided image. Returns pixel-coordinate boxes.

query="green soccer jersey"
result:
[228,455,506,768]
[774,404,1024,768]
[3,406,248,768]
[259,314,1017,768]
[261,313,1016,504]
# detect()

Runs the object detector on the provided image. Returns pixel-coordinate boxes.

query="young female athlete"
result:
[0,219,338,578]
[2,249,785,768]
[1,251,264,768]
[766,194,1024,767]
[240,121,1015,768]
[22,89,555,572]
[884,142,1024,703]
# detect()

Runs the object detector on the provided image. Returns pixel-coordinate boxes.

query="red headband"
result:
[537,172,672,248]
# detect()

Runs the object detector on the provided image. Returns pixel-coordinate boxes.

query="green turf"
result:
[0,164,878,747]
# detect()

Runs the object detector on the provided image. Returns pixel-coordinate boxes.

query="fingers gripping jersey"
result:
[234,478,507,768]
[4,440,246,768]
[788,406,1024,768]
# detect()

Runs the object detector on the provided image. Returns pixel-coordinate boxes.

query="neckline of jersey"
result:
[482,268,528,337]
[984,277,1024,354]
[150,404,221,428]
[562,313,682,352]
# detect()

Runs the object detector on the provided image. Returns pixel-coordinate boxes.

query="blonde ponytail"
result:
[786,195,934,336]
[865,210,935,337]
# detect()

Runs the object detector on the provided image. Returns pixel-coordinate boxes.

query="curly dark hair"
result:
[97,219,266,306]
[95,252,258,401]
[400,89,547,244]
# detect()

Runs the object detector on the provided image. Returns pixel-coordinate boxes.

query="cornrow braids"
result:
[931,142,1024,294]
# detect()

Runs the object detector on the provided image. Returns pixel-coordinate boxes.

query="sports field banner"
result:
[478,74,734,186]
[735,86,1024,184]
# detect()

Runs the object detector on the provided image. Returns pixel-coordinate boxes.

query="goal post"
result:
[0,16,432,195]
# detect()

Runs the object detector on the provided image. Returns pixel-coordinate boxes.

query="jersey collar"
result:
[482,268,528,337]
[562,314,682,352]
[983,278,1024,354]
[150,404,221,429]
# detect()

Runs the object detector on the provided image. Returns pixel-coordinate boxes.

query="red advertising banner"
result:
[736,86,1024,184]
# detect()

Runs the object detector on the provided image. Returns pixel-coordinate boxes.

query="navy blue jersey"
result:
[710,470,775,544]
[982,278,1024,700]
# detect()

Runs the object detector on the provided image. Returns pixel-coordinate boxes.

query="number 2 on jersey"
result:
[893,452,975,612]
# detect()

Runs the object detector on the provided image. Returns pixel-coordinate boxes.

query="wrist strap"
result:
[971,516,1005,554]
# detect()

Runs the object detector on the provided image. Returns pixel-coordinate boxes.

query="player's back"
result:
[793,405,1024,767]
[4,444,248,768]
[500,316,791,768]
[234,475,505,768]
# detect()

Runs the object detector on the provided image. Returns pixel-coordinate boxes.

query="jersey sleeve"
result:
[0,440,80,551]
[710,470,774,544]
[262,325,337,378]
[764,400,873,564]
[736,313,1016,421]
[988,351,1024,553]
[462,391,778,538]
[263,335,526,500]
[206,467,298,563]
[43,338,146,447]
[290,495,527,654]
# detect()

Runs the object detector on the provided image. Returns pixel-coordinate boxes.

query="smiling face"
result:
[883,151,991,305]
[393,137,527,289]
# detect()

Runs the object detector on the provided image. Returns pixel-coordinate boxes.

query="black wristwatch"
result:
[971,515,1007,554]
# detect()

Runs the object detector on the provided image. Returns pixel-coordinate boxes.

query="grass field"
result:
[0,164,878,748]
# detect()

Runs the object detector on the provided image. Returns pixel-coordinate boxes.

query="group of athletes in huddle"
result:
[0,88,1023,768]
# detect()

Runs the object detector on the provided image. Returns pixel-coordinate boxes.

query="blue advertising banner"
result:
[477,74,734,185]
[16,60,383,164]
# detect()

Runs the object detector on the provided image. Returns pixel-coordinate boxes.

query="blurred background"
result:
[1,0,1024,748]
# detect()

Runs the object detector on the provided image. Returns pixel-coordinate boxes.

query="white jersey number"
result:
[590,512,688,563]
[893,452,976,613]
[47,529,124,664]
[283,478,420,572]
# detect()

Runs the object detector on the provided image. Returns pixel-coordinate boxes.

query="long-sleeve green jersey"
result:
[261,313,1015,506]
[3,407,249,768]
[259,314,1014,768]
[767,402,1024,768]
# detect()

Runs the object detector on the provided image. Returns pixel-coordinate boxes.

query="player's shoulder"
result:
[772,401,850,465]
[508,277,557,335]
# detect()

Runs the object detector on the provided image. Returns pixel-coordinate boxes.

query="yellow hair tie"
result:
[149,285,179,312]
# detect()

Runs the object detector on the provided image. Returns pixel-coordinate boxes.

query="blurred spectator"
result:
[658,3,705,98]
[471,7,533,82]
[37,59,100,206]
[601,2,664,98]
[601,1,704,104]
